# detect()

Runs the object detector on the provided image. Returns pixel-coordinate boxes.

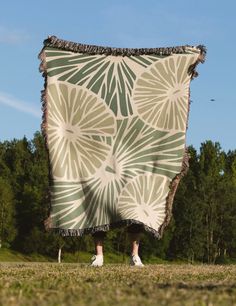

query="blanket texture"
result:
[39,36,206,238]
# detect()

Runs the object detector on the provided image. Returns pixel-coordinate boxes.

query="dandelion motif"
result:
[132,54,199,131]
[117,174,170,230]
[46,81,116,180]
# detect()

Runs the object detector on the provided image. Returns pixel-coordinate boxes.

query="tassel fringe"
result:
[41,35,207,58]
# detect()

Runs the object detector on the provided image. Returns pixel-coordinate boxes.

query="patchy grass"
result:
[0,248,28,262]
[0,262,236,306]
[0,248,171,264]
[0,248,54,262]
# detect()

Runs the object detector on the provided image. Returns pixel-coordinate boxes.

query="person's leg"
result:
[90,231,106,266]
[127,224,143,255]
[93,231,106,255]
[129,232,141,256]
[127,224,144,266]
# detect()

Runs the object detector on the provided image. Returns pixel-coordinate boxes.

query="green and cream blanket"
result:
[39,36,205,238]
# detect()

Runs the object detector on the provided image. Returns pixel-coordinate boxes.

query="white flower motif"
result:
[117,174,170,230]
[46,81,116,180]
[132,53,199,131]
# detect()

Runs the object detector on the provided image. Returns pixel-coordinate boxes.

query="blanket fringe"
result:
[38,48,55,233]
[46,219,161,238]
[157,150,190,238]
[41,35,206,57]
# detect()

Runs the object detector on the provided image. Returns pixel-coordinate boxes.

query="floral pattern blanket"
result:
[39,36,205,238]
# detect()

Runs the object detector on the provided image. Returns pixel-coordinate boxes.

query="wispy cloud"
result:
[0,26,29,44]
[0,92,41,118]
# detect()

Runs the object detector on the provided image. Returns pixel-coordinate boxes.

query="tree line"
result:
[0,132,236,264]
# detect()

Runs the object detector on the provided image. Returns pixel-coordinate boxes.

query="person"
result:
[90,224,144,267]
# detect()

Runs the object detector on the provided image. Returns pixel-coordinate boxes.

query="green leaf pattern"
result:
[45,48,162,117]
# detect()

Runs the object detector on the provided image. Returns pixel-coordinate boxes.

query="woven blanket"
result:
[39,36,206,238]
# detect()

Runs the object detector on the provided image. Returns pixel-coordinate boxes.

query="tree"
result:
[216,150,236,261]
[0,177,17,248]
[198,141,226,263]
[169,146,205,263]
[0,133,235,263]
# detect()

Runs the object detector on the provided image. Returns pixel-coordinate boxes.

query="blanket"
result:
[39,36,206,238]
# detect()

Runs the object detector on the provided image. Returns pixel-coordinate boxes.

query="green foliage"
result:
[169,145,205,262]
[0,247,55,262]
[0,133,235,263]
[0,177,17,248]
[169,142,236,264]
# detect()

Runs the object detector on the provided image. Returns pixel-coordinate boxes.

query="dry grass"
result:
[0,262,236,306]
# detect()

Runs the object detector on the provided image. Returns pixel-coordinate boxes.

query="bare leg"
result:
[92,231,106,255]
[94,236,104,255]
[128,232,141,256]
[90,231,106,266]
[126,224,144,266]
[127,224,143,255]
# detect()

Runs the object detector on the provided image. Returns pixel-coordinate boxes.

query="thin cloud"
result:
[0,92,41,118]
[0,26,29,44]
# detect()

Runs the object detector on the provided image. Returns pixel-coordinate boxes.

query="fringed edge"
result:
[38,38,206,239]
[38,48,54,232]
[157,150,190,238]
[41,35,206,56]
[187,44,207,78]
[45,219,161,239]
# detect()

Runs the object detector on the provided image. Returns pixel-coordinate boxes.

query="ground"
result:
[0,263,236,306]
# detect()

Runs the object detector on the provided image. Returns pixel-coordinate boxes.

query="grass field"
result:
[0,262,236,306]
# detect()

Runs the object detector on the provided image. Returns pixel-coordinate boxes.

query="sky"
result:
[0,0,235,152]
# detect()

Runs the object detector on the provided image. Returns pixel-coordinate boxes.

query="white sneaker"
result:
[130,254,144,267]
[90,254,103,267]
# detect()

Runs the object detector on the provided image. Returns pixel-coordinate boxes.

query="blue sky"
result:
[0,0,235,151]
